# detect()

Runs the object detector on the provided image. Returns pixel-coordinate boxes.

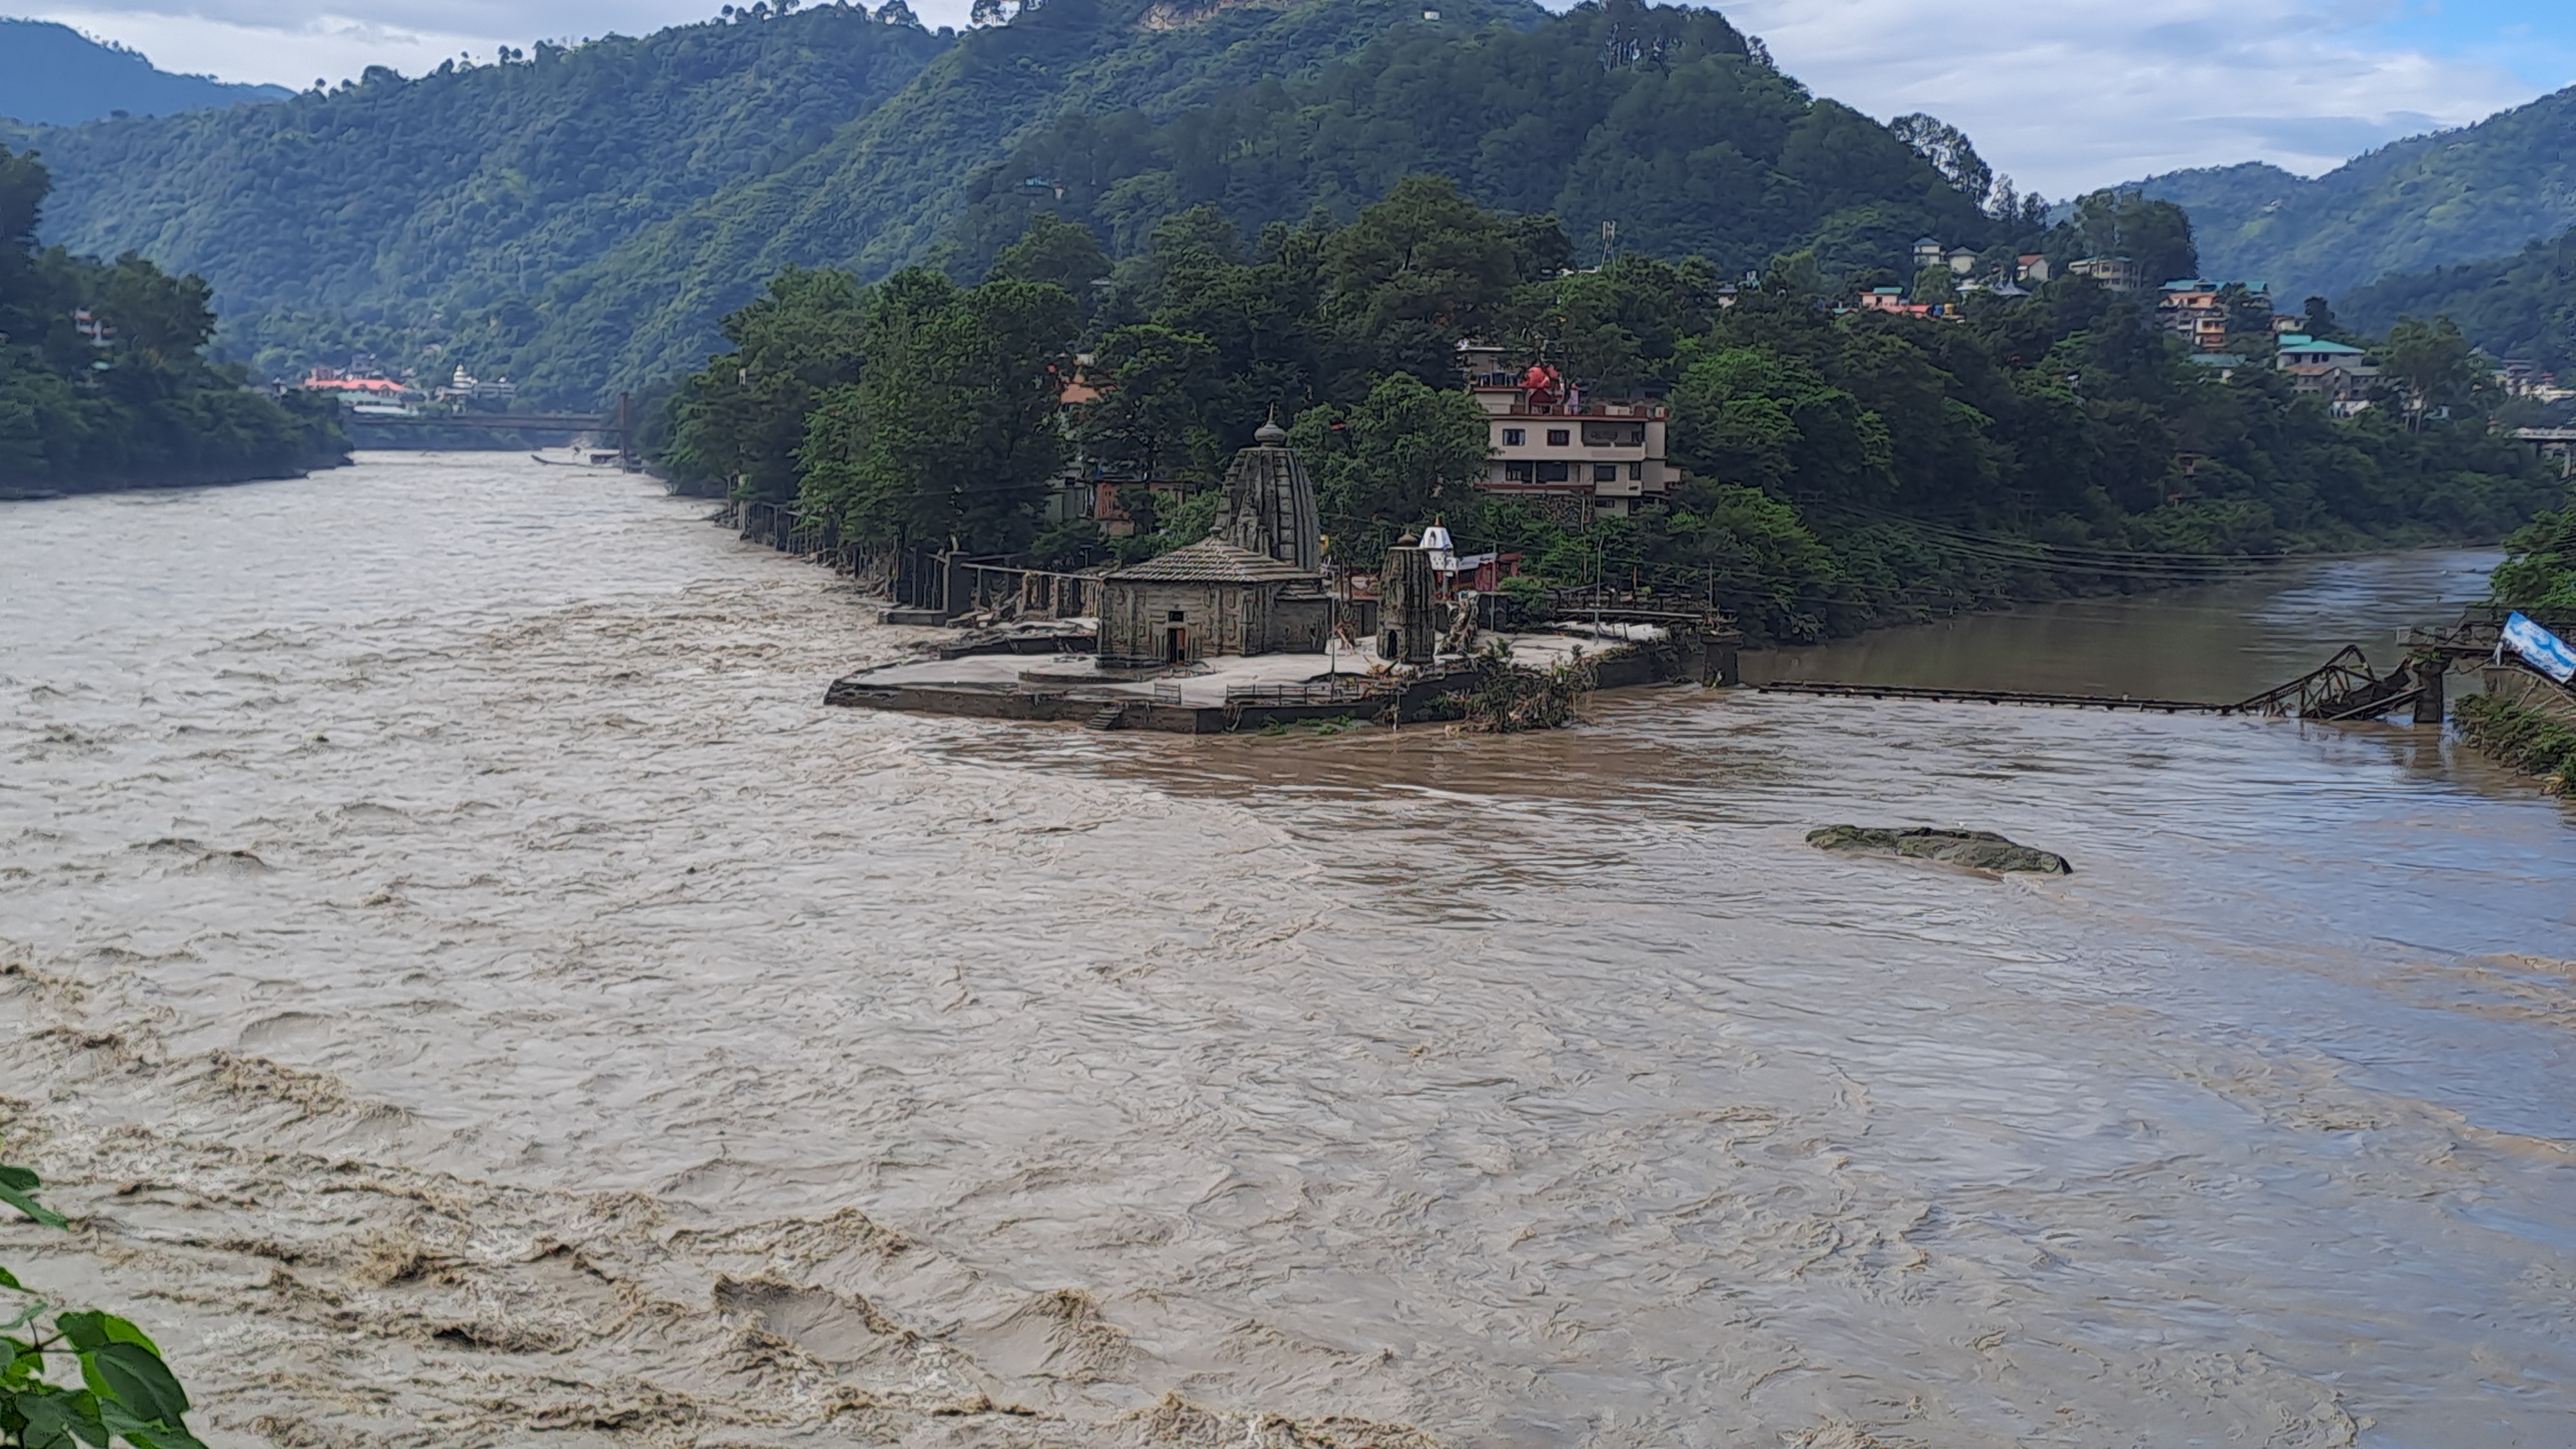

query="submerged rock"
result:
[1806,824,2072,875]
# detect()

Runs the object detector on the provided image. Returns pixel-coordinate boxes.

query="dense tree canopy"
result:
[1289,372,1495,560]
[663,267,871,502]
[0,146,342,489]
[663,178,2557,641]
[2050,189,2197,286]
[22,6,954,399]
[795,269,1077,551]
[23,0,1548,405]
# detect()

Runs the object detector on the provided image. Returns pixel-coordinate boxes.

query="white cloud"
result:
[1712,0,2542,194]
[28,6,569,86]
[21,0,983,86]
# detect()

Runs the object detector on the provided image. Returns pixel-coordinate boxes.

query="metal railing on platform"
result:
[1222,681,1395,706]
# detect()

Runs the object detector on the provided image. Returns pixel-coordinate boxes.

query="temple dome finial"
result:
[1254,406,1289,446]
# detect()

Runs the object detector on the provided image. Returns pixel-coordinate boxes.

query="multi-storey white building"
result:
[1468,364,1673,520]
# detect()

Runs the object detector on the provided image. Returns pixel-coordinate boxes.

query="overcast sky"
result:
[17,0,2573,194]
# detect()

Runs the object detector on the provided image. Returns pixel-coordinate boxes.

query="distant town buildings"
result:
[2153,279,2308,354]
[1910,237,1980,276]
[1854,287,1969,321]
[2157,281,2234,353]
[299,370,411,397]
[439,366,518,404]
[2497,358,2571,401]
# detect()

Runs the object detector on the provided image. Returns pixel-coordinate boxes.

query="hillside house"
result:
[2067,256,2141,292]
[1472,364,1672,522]
[2157,281,2234,353]
[2275,335,2378,412]
[1855,287,1965,320]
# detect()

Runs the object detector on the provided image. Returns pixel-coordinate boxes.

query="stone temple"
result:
[1095,420,1332,669]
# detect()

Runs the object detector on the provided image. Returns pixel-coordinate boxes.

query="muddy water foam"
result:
[3,453,2571,1448]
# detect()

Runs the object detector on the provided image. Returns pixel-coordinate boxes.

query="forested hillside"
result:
[26,5,956,393]
[25,0,1545,404]
[503,0,1553,403]
[23,0,2027,407]
[0,146,343,492]
[940,3,1995,279]
[2341,228,2576,374]
[2133,86,2576,301]
[0,19,289,125]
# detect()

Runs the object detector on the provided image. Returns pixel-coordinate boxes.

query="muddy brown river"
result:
[4,453,2571,1448]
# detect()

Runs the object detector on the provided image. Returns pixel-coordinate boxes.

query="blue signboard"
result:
[2503,611,2576,684]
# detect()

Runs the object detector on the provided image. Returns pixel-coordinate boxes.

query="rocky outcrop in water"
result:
[1806,826,2072,875]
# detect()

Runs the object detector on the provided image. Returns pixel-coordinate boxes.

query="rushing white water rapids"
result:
[4,453,2573,1448]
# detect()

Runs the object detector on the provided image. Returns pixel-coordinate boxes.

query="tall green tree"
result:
[1074,323,1220,481]
[1322,176,1528,381]
[797,269,1077,551]
[2378,314,2484,422]
[2488,506,2576,616]
[2058,189,2198,285]
[1669,343,1893,507]
[985,212,1112,305]
[663,267,870,503]
[1289,370,1492,564]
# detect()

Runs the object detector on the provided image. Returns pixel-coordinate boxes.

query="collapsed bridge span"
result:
[1755,643,2445,722]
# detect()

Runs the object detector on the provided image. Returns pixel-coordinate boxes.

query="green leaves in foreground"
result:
[0,1147,206,1449]
[0,1171,63,1234]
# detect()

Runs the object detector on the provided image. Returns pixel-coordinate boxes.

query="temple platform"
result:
[821,624,1707,734]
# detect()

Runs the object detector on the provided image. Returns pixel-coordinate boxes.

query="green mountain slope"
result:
[2340,229,2576,372]
[24,0,2000,407]
[0,18,290,125]
[938,1,1990,279]
[27,8,954,390]
[511,0,1548,401]
[2133,86,2576,301]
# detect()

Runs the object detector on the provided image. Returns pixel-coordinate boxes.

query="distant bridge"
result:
[336,391,636,465]
[348,412,618,433]
[2515,427,2576,476]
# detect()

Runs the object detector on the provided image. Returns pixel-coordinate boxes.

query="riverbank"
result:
[2458,669,2576,790]
[0,455,346,501]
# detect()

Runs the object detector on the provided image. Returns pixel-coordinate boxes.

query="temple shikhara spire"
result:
[1215,412,1323,574]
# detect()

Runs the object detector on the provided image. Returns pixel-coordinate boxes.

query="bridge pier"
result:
[2412,658,2445,725]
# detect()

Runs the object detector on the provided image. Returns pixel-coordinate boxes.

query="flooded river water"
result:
[3,453,2571,1448]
